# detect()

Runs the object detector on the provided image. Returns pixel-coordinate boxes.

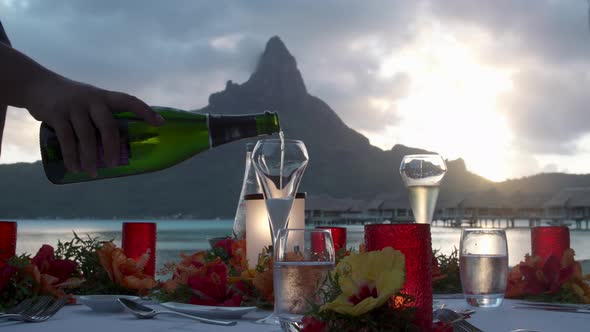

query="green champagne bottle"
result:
[40,106,280,184]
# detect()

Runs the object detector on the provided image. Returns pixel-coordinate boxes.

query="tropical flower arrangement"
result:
[0,246,79,310]
[505,248,590,303]
[0,232,157,310]
[154,236,274,308]
[298,247,415,332]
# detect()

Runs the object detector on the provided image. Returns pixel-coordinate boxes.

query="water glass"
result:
[460,228,508,308]
[274,229,335,331]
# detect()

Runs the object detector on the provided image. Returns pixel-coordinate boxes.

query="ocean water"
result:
[11,219,590,272]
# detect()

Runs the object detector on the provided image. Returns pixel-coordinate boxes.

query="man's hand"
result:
[26,76,164,177]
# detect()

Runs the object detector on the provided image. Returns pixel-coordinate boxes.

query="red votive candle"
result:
[531,226,570,260]
[311,231,327,255]
[365,223,432,331]
[316,226,347,251]
[0,221,17,267]
[122,222,156,276]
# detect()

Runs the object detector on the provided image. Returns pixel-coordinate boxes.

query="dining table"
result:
[1,298,588,332]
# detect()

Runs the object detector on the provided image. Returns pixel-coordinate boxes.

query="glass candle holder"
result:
[531,226,570,260]
[122,222,157,276]
[365,223,432,330]
[0,221,17,267]
[316,226,347,251]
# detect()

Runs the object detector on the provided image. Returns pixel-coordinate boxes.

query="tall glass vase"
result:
[232,143,261,240]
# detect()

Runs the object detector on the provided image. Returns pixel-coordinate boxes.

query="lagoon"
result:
[12,219,590,272]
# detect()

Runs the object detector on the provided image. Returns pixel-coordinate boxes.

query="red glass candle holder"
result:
[316,226,347,251]
[0,221,17,267]
[365,223,432,331]
[531,226,570,260]
[310,231,327,255]
[122,222,156,276]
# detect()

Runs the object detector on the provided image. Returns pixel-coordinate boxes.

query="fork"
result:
[7,297,66,323]
[0,296,53,319]
[0,296,64,322]
[434,308,483,332]
[0,298,34,315]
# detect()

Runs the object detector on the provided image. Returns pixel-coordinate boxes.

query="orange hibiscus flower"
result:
[97,242,156,294]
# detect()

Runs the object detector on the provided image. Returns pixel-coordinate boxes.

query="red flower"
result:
[213,238,234,256]
[506,249,581,298]
[186,258,243,307]
[0,264,17,293]
[228,279,254,299]
[49,259,77,283]
[32,245,77,283]
[32,245,54,273]
[301,316,327,332]
[348,284,378,305]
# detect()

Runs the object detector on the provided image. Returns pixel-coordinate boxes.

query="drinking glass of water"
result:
[274,229,335,331]
[459,228,508,308]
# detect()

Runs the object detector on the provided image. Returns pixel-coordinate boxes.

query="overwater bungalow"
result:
[305,194,366,225]
[305,188,590,228]
[543,187,590,228]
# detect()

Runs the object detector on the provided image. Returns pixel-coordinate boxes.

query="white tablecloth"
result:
[1,299,589,332]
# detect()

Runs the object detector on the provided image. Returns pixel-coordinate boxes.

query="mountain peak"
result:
[246,36,307,100]
[263,36,292,62]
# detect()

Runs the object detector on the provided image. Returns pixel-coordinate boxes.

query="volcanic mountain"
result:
[1,37,577,218]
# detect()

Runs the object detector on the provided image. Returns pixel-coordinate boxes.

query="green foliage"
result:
[54,232,135,295]
[432,248,462,294]
[0,254,37,311]
[55,232,109,278]
[152,284,194,304]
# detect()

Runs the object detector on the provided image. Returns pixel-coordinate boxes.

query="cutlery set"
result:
[117,298,237,326]
[0,296,237,326]
[0,296,66,323]
[4,296,578,329]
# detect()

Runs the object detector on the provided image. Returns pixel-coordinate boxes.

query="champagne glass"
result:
[251,138,309,325]
[399,154,447,224]
[251,139,309,244]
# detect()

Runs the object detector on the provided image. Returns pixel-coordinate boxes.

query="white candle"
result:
[246,194,305,269]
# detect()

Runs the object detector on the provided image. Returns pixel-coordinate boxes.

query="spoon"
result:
[117,298,237,326]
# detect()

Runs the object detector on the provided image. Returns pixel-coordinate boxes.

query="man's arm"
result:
[0,21,164,176]
[0,20,11,158]
[0,40,54,109]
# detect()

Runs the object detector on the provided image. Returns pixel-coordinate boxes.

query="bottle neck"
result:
[208,112,279,147]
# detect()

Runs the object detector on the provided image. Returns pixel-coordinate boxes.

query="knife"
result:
[513,305,590,314]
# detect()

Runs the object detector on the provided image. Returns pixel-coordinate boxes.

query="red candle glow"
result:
[316,226,347,251]
[531,226,570,260]
[0,221,17,268]
[122,222,157,276]
[365,223,433,331]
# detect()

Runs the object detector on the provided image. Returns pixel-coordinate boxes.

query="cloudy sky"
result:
[1,0,590,182]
